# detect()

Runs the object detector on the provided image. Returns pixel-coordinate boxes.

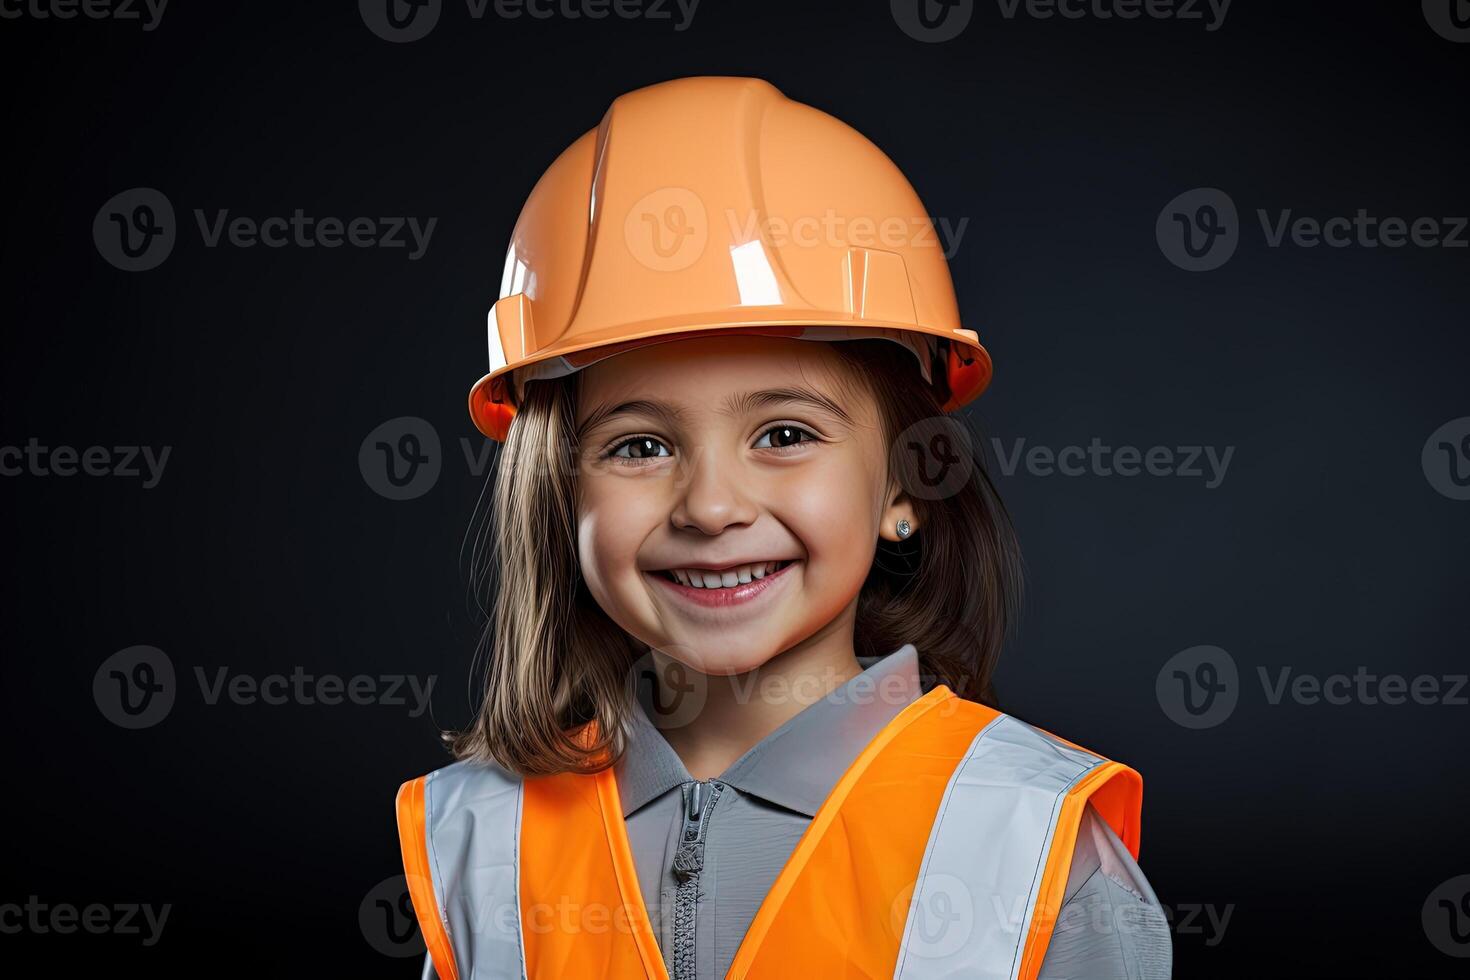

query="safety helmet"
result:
[469,75,992,441]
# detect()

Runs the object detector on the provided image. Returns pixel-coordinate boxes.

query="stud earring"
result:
[896,519,912,539]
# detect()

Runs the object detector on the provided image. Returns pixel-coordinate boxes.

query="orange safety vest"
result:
[397,685,1142,980]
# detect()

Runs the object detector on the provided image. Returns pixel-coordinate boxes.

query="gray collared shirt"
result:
[421,644,1170,978]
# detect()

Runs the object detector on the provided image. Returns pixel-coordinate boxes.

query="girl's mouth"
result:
[647,559,798,610]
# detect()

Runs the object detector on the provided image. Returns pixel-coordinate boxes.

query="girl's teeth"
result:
[671,561,785,588]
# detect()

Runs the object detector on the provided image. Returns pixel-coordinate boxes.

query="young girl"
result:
[398,76,1171,980]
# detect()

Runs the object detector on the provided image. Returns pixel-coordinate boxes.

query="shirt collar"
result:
[614,643,923,819]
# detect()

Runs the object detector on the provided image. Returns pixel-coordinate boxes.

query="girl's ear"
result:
[878,485,919,542]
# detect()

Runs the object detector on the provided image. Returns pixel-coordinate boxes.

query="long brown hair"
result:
[448,339,1023,776]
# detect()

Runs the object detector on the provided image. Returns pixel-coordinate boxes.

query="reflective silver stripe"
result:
[423,761,527,980]
[893,714,1108,980]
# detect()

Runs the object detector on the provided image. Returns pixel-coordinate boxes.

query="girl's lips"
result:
[647,559,798,611]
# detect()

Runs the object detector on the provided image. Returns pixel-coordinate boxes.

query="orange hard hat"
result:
[468,76,993,441]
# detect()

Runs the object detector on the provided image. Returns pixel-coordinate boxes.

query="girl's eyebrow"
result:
[578,386,853,437]
[578,399,688,439]
[725,386,854,426]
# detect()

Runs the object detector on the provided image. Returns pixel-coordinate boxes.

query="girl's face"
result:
[574,334,916,676]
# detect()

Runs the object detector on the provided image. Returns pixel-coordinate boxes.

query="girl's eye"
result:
[754,424,818,451]
[607,436,672,461]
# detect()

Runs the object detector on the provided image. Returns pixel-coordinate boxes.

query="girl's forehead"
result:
[579,335,849,399]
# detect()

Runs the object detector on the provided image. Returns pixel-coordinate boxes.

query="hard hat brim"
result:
[468,318,991,441]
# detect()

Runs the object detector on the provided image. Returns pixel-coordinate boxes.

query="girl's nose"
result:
[669,449,759,535]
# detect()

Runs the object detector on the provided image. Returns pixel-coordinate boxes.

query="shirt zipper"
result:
[670,778,724,980]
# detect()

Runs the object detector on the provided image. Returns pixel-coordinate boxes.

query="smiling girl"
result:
[397,76,1170,980]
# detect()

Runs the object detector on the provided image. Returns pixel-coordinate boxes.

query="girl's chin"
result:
[656,641,785,678]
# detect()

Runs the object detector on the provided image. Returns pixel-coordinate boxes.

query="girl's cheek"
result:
[775,452,880,545]
[577,477,664,590]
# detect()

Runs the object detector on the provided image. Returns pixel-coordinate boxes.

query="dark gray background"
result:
[1,1,1466,976]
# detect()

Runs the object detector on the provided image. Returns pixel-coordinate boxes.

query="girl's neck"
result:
[649,628,863,780]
